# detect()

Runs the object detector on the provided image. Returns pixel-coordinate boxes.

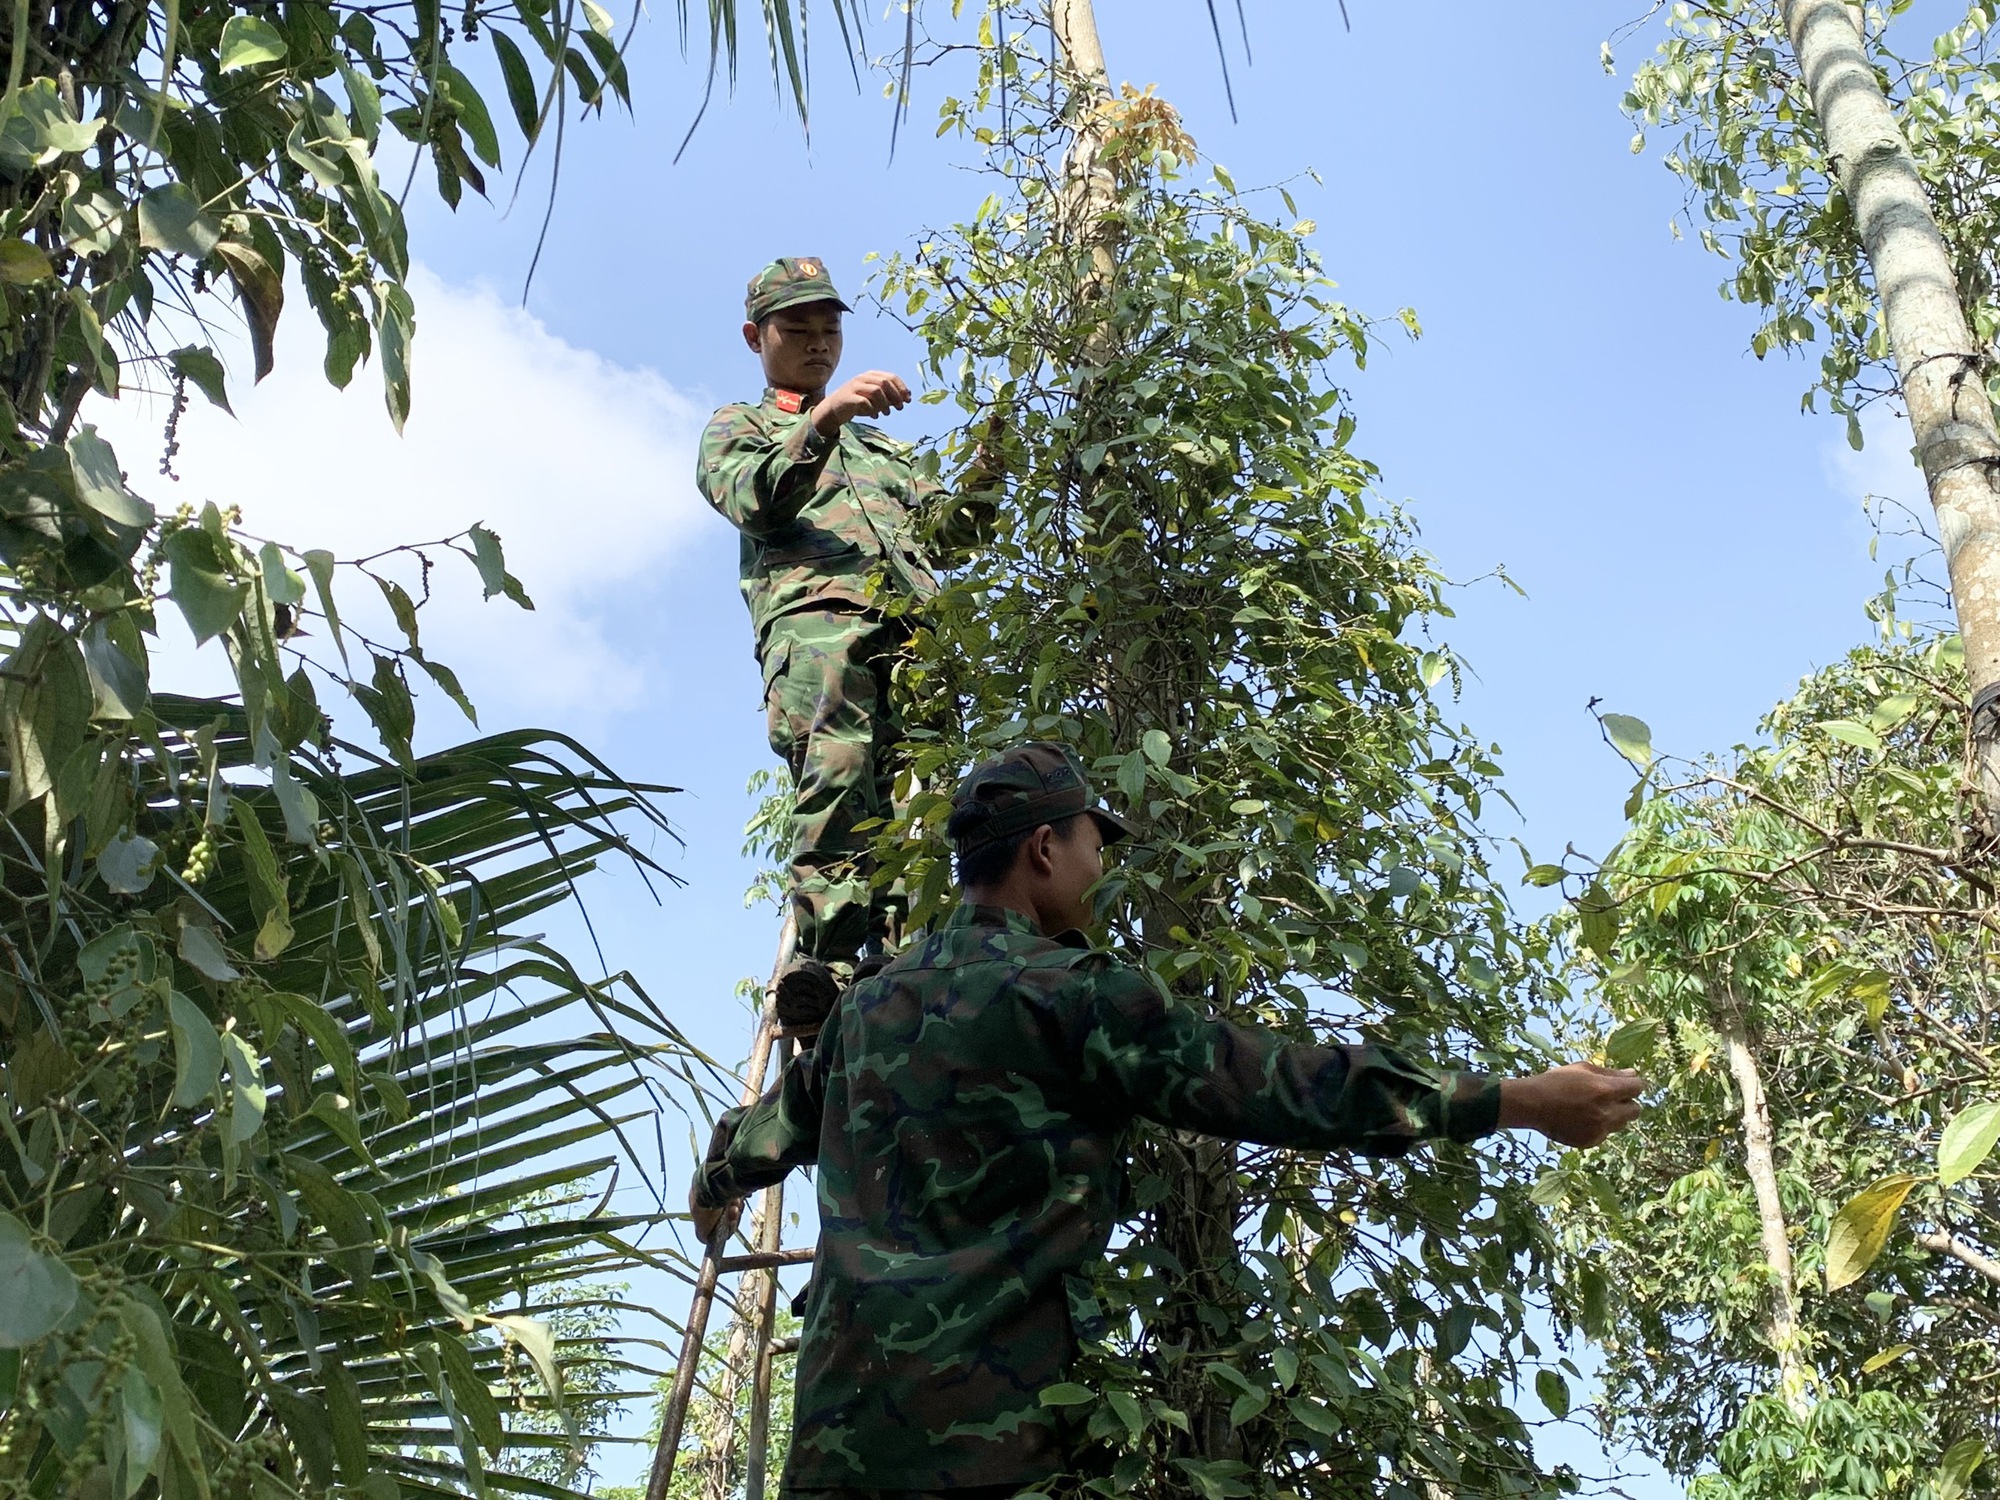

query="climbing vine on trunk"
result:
[871,8,1574,1497]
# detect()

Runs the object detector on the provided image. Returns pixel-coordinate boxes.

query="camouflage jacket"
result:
[696,388,941,642]
[694,904,1503,1491]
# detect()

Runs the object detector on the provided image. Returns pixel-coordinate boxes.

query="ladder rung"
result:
[718,1247,817,1272]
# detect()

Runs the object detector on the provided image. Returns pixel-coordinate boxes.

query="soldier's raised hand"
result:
[813,371,911,435]
[1499,1062,1648,1149]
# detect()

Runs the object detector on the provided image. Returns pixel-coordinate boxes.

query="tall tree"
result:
[1624,0,2000,835]
[1543,632,2000,1498]
[871,7,1572,1496]
[1777,0,2000,830]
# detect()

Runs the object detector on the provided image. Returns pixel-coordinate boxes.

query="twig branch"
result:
[1917,1229,2000,1286]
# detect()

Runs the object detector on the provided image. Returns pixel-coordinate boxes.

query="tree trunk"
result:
[1046,15,1245,1465]
[1050,0,1119,352]
[1720,1008,1812,1418]
[1781,0,2000,831]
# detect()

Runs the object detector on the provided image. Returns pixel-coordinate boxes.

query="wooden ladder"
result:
[645,919,816,1500]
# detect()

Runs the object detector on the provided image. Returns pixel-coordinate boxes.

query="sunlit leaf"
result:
[1825,1175,1920,1291]
[1939,1438,1987,1500]
[1601,713,1653,770]
[1859,1342,1912,1374]
[218,14,287,70]
[1939,1100,2000,1187]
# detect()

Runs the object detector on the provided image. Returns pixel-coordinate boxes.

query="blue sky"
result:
[111,0,1936,1488]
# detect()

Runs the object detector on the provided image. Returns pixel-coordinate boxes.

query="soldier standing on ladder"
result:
[698,257,973,1027]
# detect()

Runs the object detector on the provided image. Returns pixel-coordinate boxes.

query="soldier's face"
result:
[1037,816,1107,936]
[745,303,844,394]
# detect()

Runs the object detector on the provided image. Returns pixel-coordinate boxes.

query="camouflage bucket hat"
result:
[950,742,1134,852]
[745,256,851,322]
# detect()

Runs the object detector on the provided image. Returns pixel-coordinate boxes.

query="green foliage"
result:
[1690,1391,1933,1500]
[1547,630,2000,1492]
[605,1310,799,1500]
[0,0,853,441]
[866,9,1570,1497]
[0,678,707,1497]
[1620,0,2000,429]
[0,1,869,1493]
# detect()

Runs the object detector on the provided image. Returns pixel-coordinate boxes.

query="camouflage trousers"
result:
[761,608,907,965]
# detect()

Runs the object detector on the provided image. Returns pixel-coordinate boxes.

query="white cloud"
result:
[1825,406,1926,511]
[88,266,708,741]
[1820,405,1956,572]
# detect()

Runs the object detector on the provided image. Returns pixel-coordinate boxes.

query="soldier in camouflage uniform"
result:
[692,742,1649,1498]
[698,257,943,1023]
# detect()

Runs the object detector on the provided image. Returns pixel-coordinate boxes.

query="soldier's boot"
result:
[773,957,843,1030]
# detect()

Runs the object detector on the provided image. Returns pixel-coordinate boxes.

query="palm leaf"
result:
[0,696,714,1499]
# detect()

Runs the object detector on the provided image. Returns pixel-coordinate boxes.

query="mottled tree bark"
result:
[1051,0,1119,359]
[1782,0,2000,831]
[1918,1229,2000,1285]
[1720,1005,1811,1417]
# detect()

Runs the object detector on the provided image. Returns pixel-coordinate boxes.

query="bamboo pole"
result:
[743,1036,794,1500]
[644,915,798,1500]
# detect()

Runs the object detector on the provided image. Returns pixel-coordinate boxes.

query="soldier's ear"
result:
[1021,824,1058,878]
[742,320,764,353]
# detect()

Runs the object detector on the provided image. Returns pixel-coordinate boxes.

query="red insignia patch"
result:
[774,389,806,414]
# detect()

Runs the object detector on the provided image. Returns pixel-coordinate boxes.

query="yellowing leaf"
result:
[1825,1174,1920,1291]
[0,238,53,284]
[1859,1342,1912,1374]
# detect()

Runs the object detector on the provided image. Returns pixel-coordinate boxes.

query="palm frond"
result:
[1,699,715,1500]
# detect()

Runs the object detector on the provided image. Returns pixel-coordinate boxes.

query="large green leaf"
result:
[1939,1100,2000,1187]
[0,1212,77,1346]
[0,613,91,810]
[218,13,287,70]
[164,527,248,644]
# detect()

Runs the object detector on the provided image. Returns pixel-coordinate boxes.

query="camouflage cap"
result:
[745,256,851,323]
[950,742,1134,852]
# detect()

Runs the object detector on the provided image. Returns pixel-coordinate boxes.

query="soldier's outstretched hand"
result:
[1499,1062,1648,1149]
[814,371,912,433]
